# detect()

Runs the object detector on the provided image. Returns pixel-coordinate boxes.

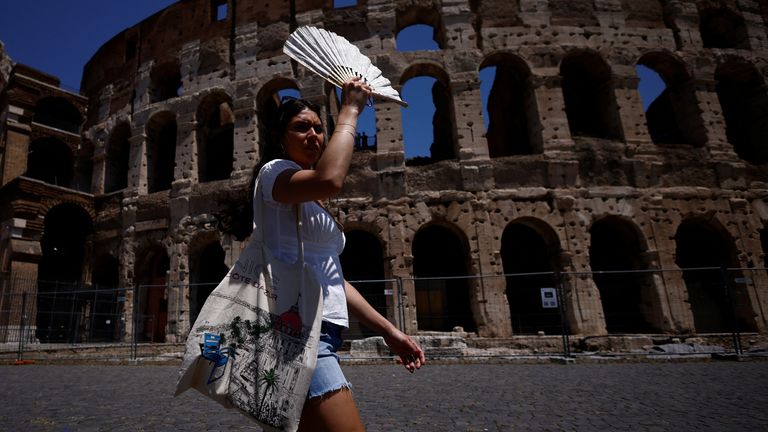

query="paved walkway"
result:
[1,361,767,431]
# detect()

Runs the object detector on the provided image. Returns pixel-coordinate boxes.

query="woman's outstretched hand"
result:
[384,329,426,373]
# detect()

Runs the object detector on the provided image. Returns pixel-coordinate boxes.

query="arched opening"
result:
[197,92,234,182]
[500,222,561,335]
[675,219,757,333]
[36,204,93,343]
[146,111,177,193]
[149,59,182,103]
[699,6,750,50]
[74,139,94,193]
[560,50,623,140]
[91,255,121,342]
[105,122,131,193]
[401,67,456,165]
[715,60,768,165]
[412,224,475,332]
[135,244,170,342]
[33,97,82,134]
[396,24,440,51]
[638,53,706,146]
[589,216,659,333]
[256,79,301,162]
[330,86,377,152]
[340,230,387,339]
[25,138,74,187]
[189,240,228,325]
[761,227,768,269]
[481,54,541,157]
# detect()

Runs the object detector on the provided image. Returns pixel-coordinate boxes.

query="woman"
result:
[254,77,425,432]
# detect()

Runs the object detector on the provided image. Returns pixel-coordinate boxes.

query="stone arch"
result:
[33,96,82,134]
[674,217,758,333]
[146,110,177,193]
[75,139,94,193]
[588,215,661,333]
[480,53,542,157]
[560,49,624,140]
[638,51,706,146]
[400,64,457,165]
[196,91,234,182]
[256,78,301,160]
[134,242,170,342]
[698,5,750,50]
[105,121,131,193]
[25,137,74,187]
[149,58,182,103]
[188,233,228,324]
[395,2,446,49]
[412,222,475,332]
[36,203,94,343]
[91,254,121,342]
[340,228,387,338]
[715,58,768,165]
[500,218,562,335]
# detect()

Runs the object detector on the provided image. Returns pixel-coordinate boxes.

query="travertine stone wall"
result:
[4,0,765,341]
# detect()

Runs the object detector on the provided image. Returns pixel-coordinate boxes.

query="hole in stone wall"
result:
[699,6,750,50]
[146,111,177,193]
[149,60,182,103]
[589,216,659,334]
[637,53,706,146]
[396,24,440,51]
[675,219,757,333]
[211,0,227,22]
[197,92,234,182]
[37,203,93,343]
[333,0,357,8]
[560,50,623,140]
[715,59,768,165]
[34,97,82,134]
[25,138,74,187]
[334,88,377,152]
[105,122,131,193]
[340,230,386,339]
[500,223,561,335]
[413,224,475,332]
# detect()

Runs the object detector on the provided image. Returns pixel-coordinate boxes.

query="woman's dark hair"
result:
[248,97,323,214]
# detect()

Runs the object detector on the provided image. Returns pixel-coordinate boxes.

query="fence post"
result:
[132,285,139,361]
[16,292,27,362]
[720,266,742,356]
[555,272,571,358]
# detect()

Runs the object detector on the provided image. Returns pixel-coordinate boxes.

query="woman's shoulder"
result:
[259,158,301,177]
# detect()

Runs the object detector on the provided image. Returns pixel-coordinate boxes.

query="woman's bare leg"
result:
[297,388,365,432]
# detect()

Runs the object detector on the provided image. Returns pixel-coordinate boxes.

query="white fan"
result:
[283,26,408,107]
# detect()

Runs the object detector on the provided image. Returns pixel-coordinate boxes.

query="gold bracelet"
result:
[336,122,357,129]
[334,129,356,139]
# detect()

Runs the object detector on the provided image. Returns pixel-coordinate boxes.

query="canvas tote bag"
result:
[175,174,324,432]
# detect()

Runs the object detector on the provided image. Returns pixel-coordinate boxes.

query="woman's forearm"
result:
[345,280,397,337]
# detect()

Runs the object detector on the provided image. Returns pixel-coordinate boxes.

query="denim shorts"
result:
[307,321,351,399]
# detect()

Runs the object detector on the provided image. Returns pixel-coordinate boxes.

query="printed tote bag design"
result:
[175,175,323,432]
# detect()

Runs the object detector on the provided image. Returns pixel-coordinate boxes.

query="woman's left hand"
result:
[384,330,426,373]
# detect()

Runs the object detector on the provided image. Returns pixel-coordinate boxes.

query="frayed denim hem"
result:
[307,382,353,401]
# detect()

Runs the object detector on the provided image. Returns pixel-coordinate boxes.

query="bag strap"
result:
[252,169,306,265]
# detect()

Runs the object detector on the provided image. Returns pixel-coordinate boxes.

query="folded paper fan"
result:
[284,26,407,107]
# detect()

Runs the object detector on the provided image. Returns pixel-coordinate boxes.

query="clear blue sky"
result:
[0,2,663,159]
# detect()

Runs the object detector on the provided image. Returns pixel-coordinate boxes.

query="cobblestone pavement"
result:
[1,360,767,432]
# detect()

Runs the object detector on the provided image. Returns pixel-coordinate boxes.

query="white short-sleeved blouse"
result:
[255,159,349,327]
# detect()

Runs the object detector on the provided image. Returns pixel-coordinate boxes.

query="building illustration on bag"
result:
[209,307,312,428]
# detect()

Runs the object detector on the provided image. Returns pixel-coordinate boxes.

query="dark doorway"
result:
[36,204,93,342]
[146,112,177,192]
[190,241,228,325]
[340,230,387,338]
[135,245,170,342]
[675,220,757,333]
[197,93,234,182]
[500,223,561,335]
[412,224,475,332]
[589,217,659,333]
[25,138,74,187]
[91,255,121,342]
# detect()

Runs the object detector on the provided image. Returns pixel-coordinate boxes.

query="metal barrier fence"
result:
[0,267,765,362]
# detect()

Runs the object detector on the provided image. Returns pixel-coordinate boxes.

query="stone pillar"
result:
[471,213,512,337]
[231,88,259,181]
[373,99,407,200]
[166,223,191,342]
[441,0,476,51]
[128,127,147,195]
[2,122,31,186]
[90,130,107,195]
[612,71,652,149]
[532,74,575,158]
[174,111,197,193]
[385,207,417,333]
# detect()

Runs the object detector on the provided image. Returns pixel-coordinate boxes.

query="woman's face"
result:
[282,108,325,169]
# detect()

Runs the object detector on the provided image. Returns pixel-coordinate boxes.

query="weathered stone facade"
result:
[1,0,767,344]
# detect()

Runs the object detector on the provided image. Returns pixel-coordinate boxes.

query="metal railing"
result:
[0,267,765,362]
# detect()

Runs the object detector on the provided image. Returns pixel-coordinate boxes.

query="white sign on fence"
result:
[540,287,558,309]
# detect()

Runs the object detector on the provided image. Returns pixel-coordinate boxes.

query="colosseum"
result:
[1,0,767,353]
